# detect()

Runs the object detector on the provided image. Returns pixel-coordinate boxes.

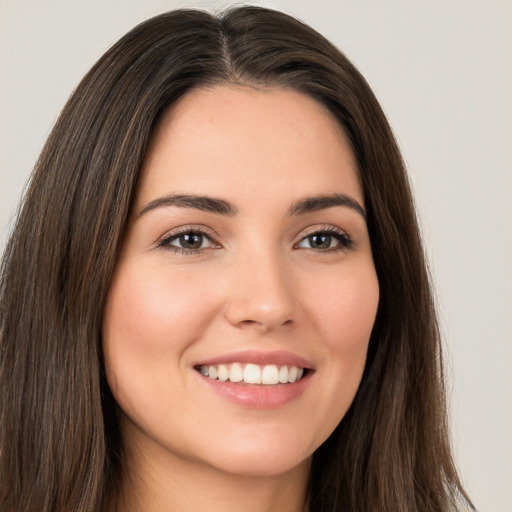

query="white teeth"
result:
[243,364,261,384]
[199,363,306,385]
[229,363,243,383]
[208,366,218,379]
[278,366,288,383]
[288,366,298,383]
[217,364,229,382]
[261,365,279,385]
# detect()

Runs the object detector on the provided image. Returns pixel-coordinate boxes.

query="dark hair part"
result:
[0,7,473,512]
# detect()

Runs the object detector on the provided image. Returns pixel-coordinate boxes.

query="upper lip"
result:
[195,350,314,370]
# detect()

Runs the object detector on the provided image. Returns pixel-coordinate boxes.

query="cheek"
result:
[306,261,378,406]
[104,263,217,348]
[101,263,219,397]
[311,264,379,354]
[295,262,379,448]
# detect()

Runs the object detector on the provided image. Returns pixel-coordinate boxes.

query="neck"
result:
[114,440,311,512]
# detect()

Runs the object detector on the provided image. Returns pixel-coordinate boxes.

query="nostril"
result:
[223,287,296,331]
[236,317,293,331]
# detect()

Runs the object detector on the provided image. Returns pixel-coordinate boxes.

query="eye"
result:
[158,227,219,253]
[296,228,352,251]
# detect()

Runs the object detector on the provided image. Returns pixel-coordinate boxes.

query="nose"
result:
[223,248,296,332]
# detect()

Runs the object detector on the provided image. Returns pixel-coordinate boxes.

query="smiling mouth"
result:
[196,363,307,385]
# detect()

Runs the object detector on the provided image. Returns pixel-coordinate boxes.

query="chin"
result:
[190,425,318,478]
[206,450,312,479]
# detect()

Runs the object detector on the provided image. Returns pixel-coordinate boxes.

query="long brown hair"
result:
[0,7,473,511]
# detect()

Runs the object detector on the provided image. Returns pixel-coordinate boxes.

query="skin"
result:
[102,85,379,512]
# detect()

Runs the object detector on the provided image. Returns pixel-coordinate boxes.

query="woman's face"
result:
[102,86,379,478]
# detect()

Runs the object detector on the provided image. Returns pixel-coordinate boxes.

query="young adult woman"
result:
[0,6,474,512]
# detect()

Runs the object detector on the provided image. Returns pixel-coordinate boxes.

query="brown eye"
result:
[296,229,352,251]
[307,234,332,249]
[177,233,204,249]
[159,229,217,252]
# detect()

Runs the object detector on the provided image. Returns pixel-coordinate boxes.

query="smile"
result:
[198,363,305,385]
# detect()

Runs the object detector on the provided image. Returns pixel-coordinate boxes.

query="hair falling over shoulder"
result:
[0,6,474,512]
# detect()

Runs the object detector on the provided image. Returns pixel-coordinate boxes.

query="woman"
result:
[0,6,474,512]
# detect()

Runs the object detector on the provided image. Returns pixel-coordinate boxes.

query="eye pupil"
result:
[310,234,331,249]
[180,233,202,249]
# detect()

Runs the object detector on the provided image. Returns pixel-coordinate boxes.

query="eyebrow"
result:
[138,193,239,217]
[138,192,365,219]
[288,194,366,219]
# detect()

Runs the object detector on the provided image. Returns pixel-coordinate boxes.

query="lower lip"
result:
[197,371,312,409]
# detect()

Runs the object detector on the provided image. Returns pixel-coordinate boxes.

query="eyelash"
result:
[157,226,219,255]
[157,225,353,255]
[295,225,353,252]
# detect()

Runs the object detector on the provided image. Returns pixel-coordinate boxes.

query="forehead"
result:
[136,85,362,209]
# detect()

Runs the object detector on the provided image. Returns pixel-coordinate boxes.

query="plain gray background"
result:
[1,1,511,510]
